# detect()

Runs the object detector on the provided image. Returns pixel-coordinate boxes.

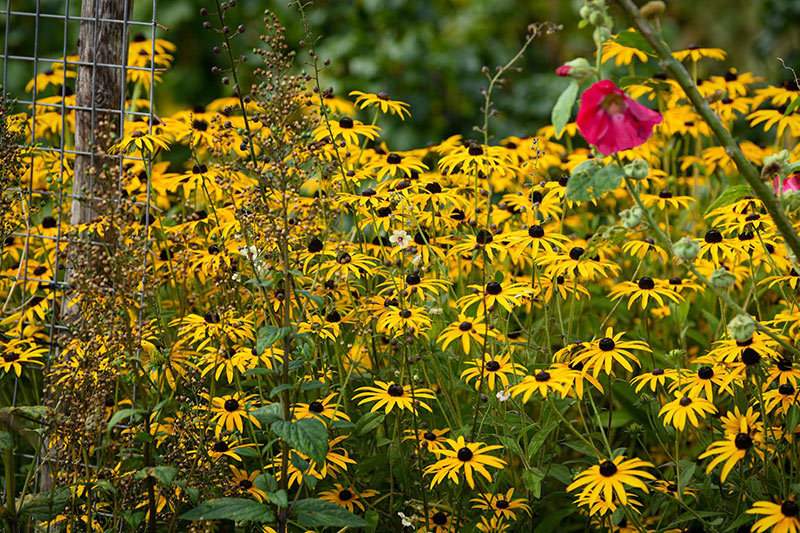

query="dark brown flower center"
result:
[387,384,405,397]
[309,401,325,413]
[485,282,502,295]
[387,153,402,164]
[697,366,714,380]
[457,447,474,461]
[569,247,584,260]
[338,489,353,501]
[495,500,509,509]
[459,321,473,332]
[638,277,655,290]
[599,460,617,477]
[598,338,615,351]
[432,511,448,525]
[338,116,354,129]
[704,229,722,244]
[485,361,501,372]
[782,501,799,517]
[734,433,753,450]
[528,225,545,238]
[679,396,692,407]
[224,399,240,412]
[212,441,229,453]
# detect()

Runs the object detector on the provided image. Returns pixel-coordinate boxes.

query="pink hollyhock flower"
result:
[576,80,663,155]
[556,65,572,77]
[776,173,800,194]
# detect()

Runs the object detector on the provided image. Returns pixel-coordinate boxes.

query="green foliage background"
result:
[4,0,799,147]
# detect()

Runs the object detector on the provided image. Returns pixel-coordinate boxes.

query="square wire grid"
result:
[0,0,161,498]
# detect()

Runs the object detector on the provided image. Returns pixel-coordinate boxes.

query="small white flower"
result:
[412,254,422,265]
[496,390,511,402]
[390,229,411,249]
[429,307,443,315]
[398,512,415,529]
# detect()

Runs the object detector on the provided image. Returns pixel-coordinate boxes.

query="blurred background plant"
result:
[4,0,799,148]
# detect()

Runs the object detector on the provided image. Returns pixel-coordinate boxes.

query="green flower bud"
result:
[558,58,594,82]
[588,11,603,25]
[667,349,684,360]
[639,0,666,19]
[673,236,700,261]
[710,267,736,288]
[624,159,649,180]
[727,314,756,343]
[592,26,611,44]
[783,190,800,211]
[764,149,791,180]
[620,205,644,229]
[579,5,593,19]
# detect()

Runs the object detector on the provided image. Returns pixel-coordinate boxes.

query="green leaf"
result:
[18,488,72,521]
[301,380,325,391]
[106,408,146,435]
[704,184,751,215]
[270,384,294,398]
[256,325,292,355]
[0,430,12,449]
[678,460,696,494]
[551,79,579,138]
[566,160,624,202]
[135,466,178,486]
[355,411,385,436]
[785,95,800,116]
[534,508,574,533]
[251,403,283,426]
[180,498,275,522]
[294,498,369,528]
[788,405,800,434]
[271,418,328,465]
[522,467,545,499]
[614,30,655,55]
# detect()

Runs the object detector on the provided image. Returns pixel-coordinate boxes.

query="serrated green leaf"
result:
[294,498,369,528]
[256,325,292,355]
[251,403,283,426]
[355,411,385,436]
[678,460,696,494]
[704,184,751,215]
[180,498,274,522]
[106,408,146,435]
[552,79,578,138]
[566,160,624,202]
[270,384,294,398]
[522,468,545,499]
[785,95,800,116]
[0,430,12,449]
[614,30,655,55]
[18,488,71,521]
[788,405,800,434]
[272,418,328,465]
[135,466,177,486]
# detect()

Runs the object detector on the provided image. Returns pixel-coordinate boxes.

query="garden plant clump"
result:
[2,0,800,531]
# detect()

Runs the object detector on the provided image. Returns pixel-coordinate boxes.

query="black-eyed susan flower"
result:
[537,246,621,280]
[476,515,510,533]
[0,339,45,376]
[229,466,267,502]
[508,368,569,401]
[672,364,735,400]
[376,305,431,338]
[697,229,741,264]
[747,500,800,533]
[313,116,380,145]
[349,90,411,119]
[672,45,726,62]
[366,151,428,181]
[318,484,378,513]
[438,143,515,177]
[470,488,531,520]
[505,223,568,262]
[403,427,450,454]
[456,281,532,313]
[764,382,798,415]
[422,509,458,533]
[437,313,496,354]
[353,380,435,415]
[608,276,683,310]
[461,353,525,391]
[320,250,378,280]
[566,456,655,508]
[698,429,764,482]
[424,436,506,489]
[631,367,675,393]
[659,394,717,431]
[766,357,800,387]
[652,479,697,499]
[272,436,355,488]
[642,189,695,210]
[209,393,261,435]
[293,393,350,425]
[620,238,669,263]
[571,328,651,377]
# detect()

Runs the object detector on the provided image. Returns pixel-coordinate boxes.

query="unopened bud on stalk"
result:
[555,58,593,81]
[624,159,650,180]
[674,237,700,261]
[639,1,666,19]
[593,26,611,44]
[727,314,756,343]
[710,267,736,288]
[620,206,644,229]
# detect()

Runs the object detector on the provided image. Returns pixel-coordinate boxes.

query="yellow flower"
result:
[209,393,261,435]
[672,45,726,62]
[659,394,717,431]
[461,353,525,391]
[566,456,655,509]
[438,313,496,354]
[698,430,763,482]
[318,483,378,513]
[353,380,436,415]
[349,90,411,119]
[424,436,506,489]
[571,327,651,378]
[747,500,800,533]
[608,277,683,310]
[470,488,531,520]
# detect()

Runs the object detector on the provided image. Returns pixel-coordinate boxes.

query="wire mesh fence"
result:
[0,0,162,517]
